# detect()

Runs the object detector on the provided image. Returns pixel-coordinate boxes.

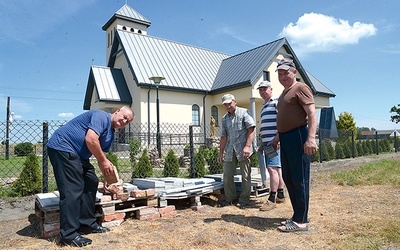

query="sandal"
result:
[278,220,308,232]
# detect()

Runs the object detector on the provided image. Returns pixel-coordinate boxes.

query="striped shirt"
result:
[260,98,278,144]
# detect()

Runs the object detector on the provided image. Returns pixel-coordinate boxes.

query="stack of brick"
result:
[34,192,60,238]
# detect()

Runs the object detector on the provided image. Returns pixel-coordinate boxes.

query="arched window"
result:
[130,28,134,32]
[211,106,219,127]
[192,105,200,126]
[122,26,127,30]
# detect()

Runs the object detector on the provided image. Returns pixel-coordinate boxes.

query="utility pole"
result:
[5,97,10,160]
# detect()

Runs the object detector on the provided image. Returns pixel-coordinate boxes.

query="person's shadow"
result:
[204,214,282,231]
[16,214,42,238]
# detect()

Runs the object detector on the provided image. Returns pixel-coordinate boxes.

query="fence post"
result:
[375,130,379,155]
[42,122,49,193]
[318,129,322,163]
[189,125,195,178]
[395,131,398,153]
[351,130,355,158]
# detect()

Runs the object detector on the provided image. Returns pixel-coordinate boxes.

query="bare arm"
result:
[242,126,255,158]
[303,104,318,155]
[217,136,227,163]
[85,129,114,176]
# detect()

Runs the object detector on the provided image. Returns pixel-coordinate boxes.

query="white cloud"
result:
[58,113,75,118]
[279,13,377,57]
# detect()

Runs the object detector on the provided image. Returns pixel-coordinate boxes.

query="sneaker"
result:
[60,235,92,247]
[259,200,277,211]
[219,200,233,207]
[236,202,248,209]
[276,197,286,203]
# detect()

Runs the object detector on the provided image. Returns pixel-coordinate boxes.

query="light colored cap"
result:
[221,94,235,104]
[276,58,296,71]
[257,81,272,89]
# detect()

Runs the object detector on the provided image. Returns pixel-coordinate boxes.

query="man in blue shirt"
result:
[47,106,134,247]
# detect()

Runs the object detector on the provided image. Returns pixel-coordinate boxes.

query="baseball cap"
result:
[257,81,272,89]
[222,94,235,104]
[276,58,296,71]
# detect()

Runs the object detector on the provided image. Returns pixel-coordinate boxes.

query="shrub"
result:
[250,152,259,168]
[356,142,364,156]
[106,151,119,172]
[204,147,223,174]
[14,142,34,156]
[320,141,330,161]
[192,151,206,178]
[163,149,180,177]
[12,153,42,196]
[335,143,344,159]
[132,149,153,178]
[129,139,142,166]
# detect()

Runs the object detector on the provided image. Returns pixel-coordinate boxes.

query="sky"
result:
[0,0,399,130]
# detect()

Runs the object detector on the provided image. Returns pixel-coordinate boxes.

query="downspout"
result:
[147,87,151,147]
[203,93,207,144]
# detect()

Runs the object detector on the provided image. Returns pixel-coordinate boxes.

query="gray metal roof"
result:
[306,71,336,97]
[83,66,132,110]
[102,4,151,31]
[116,30,230,91]
[211,38,285,91]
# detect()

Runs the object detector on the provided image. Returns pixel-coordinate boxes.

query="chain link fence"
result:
[1,120,399,197]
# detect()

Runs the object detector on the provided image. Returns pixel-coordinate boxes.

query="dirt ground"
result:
[1,153,399,250]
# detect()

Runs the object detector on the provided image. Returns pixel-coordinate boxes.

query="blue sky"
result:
[0,0,399,130]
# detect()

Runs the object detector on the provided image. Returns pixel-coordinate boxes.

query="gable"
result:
[83,66,132,110]
[211,38,285,92]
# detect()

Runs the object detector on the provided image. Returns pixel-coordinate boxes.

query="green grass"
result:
[330,159,400,186]
[0,156,27,178]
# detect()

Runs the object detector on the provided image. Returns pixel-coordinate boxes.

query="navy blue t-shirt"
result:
[47,110,114,159]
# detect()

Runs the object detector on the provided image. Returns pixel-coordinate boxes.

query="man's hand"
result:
[304,139,318,156]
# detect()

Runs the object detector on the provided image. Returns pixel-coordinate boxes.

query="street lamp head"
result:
[149,76,165,85]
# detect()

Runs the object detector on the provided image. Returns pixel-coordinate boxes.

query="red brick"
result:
[42,228,59,238]
[101,204,116,215]
[102,212,126,222]
[158,205,175,214]
[160,210,177,219]
[130,189,146,198]
[137,212,160,221]
[100,195,112,202]
[136,207,158,216]
[191,205,204,211]
[101,219,124,228]
[43,222,60,232]
[117,193,129,201]
[145,189,155,197]
[146,198,158,207]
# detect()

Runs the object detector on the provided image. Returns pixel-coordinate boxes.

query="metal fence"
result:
[0,120,225,196]
[1,120,399,197]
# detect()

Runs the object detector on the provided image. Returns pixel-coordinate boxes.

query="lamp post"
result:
[149,76,165,158]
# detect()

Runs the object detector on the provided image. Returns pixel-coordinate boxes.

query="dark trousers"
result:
[279,126,310,224]
[48,147,99,241]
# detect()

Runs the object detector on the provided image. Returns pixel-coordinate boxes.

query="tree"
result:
[390,104,400,123]
[12,153,42,196]
[14,142,34,156]
[336,112,357,143]
[163,149,180,177]
[132,149,153,178]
